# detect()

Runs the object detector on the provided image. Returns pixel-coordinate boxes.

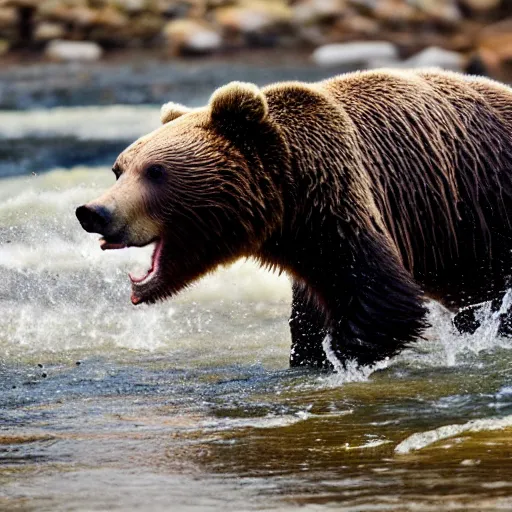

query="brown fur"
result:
[317,70,512,308]
[77,69,512,368]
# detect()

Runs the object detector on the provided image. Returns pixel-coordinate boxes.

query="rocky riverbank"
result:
[0,1,511,79]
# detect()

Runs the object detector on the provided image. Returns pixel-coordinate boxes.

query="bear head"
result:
[76,82,288,305]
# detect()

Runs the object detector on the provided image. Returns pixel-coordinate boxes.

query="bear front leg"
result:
[286,227,428,369]
[323,230,429,367]
[289,281,329,368]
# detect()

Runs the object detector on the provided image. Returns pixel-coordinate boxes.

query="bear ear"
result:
[210,82,268,128]
[160,102,192,124]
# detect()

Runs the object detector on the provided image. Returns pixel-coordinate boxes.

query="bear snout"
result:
[76,204,112,235]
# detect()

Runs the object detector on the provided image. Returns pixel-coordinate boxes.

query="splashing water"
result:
[423,293,512,367]
[320,333,390,386]
[472,289,512,346]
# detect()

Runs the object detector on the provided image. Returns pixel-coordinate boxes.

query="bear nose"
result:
[75,205,112,234]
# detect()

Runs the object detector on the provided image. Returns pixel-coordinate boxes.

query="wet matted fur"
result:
[77,69,512,369]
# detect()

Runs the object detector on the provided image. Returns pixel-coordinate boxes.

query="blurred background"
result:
[0,0,511,79]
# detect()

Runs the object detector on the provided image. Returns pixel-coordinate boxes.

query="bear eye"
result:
[146,164,165,182]
[112,165,121,180]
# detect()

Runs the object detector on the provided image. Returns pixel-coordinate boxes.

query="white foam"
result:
[345,439,392,450]
[395,414,512,454]
[319,333,390,386]
[199,414,305,431]
[326,358,390,386]
[0,106,161,140]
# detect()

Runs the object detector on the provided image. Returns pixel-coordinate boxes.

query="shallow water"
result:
[2,106,512,511]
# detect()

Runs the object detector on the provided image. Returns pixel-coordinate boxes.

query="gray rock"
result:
[163,19,222,55]
[44,40,103,62]
[403,46,465,71]
[312,41,398,67]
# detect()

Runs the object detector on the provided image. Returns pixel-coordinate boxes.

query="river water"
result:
[2,97,512,511]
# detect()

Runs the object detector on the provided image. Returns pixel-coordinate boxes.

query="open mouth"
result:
[99,236,164,305]
[128,239,163,286]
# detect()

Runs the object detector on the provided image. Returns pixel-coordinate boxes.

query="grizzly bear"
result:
[76,69,512,369]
